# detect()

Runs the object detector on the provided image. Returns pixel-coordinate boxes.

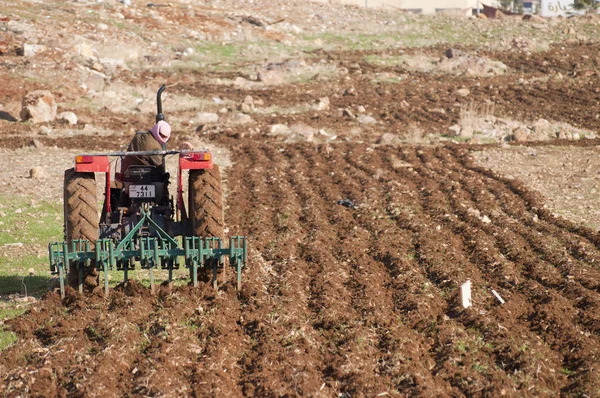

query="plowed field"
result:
[2,143,600,397]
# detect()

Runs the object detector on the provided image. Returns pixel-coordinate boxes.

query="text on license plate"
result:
[129,185,155,198]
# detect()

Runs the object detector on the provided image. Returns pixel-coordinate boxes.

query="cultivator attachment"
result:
[49,210,247,298]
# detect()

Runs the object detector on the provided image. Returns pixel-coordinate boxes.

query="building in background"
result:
[312,0,513,15]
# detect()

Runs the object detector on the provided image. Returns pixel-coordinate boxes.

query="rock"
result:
[39,125,52,135]
[481,215,491,224]
[358,114,377,124]
[73,43,95,59]
[267,124,292,136]
[29,166,45,179]
[57,111,78,125]
[239,96,256,113]
[196,112,219,125]
[343,86,357,96]
[513,127,529,142]
[312,97,330,111]
[448,124,462,137]
[219,107,229,114]
[459,127,474,138]
[28,139,43,148]
[28,268,36,276]
[233,77,251,88]
[456,88,470,97]
[445,48,466,59]
[289,123,316,142]
[230,113,254,125]
[340,108,355,119]
[97,23,109,31]
[90,62,104,72]
[318,129,337,141]
[20,90,57,124]
[257,69,284,85]
[22,43,46,57]
[523,14,546,23]
[531,118,551,140]
[357,105,366,113]
[378,132,401,145]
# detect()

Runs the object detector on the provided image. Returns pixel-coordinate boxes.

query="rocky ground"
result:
[2,0,600,396]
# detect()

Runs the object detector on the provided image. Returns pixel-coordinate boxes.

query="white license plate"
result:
[129,185,155,198]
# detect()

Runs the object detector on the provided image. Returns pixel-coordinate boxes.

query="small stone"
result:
[357,105,366,113]
[28,268,36,276]
[57,111,78,125]
[97,23,109,31]
[230,113,254,125]
[312,97,330,111]
[512,127,529,143]
[481,215,491,224]
[73,43,95,59]
[239,96,256,113]
[341,108,355,119]
[268,124,291,136]
[22,43,46,57]
[30,166,45,179]
[195,113,219,124]
[448,124,461,137]
[378,132,400,145]
[91,62,104,72]
[358,114,377,124]
[28,139,43,148]
[343,86,357,96]
[456,88,470,97]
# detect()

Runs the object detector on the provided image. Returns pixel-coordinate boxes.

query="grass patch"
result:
[0,306,27,352]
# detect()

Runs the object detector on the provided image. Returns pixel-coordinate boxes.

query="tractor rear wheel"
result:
[188,166,225,283]
[188,165,225,239]
[64,168,99,290]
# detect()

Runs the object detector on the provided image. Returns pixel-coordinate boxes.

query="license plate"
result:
[129,185,155,198]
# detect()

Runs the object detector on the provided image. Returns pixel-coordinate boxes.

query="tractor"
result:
[49,85,247,297]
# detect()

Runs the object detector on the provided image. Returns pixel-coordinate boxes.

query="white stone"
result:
[22,43,46,57]
[460,280,472,308]
[57,111,78,125]
[195,112,219,124]
[30,166,45,179]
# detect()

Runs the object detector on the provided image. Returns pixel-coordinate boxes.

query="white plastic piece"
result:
[460,280,472,308]
[492,289,505,304]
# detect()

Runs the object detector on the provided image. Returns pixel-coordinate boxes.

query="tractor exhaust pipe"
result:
[156,84,166,123]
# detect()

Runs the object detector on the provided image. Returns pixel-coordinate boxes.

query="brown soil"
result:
[3,143,600,396]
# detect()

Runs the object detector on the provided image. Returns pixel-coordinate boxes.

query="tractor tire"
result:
[188,165,225,239]
[64,168,99,291]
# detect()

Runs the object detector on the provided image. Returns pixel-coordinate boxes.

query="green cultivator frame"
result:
[49,209,247,297]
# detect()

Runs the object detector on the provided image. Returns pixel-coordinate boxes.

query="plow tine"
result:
[212,258,218,290]
[79,267,83,294]
[60,242,68,299]
[149,267,155,294]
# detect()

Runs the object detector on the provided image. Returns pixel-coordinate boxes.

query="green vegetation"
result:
[0,307,27,352]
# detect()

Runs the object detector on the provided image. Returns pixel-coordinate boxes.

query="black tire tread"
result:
[189,165,225,239]
[64,168,99,290]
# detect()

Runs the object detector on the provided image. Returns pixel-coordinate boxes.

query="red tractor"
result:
[49,85,247,297]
